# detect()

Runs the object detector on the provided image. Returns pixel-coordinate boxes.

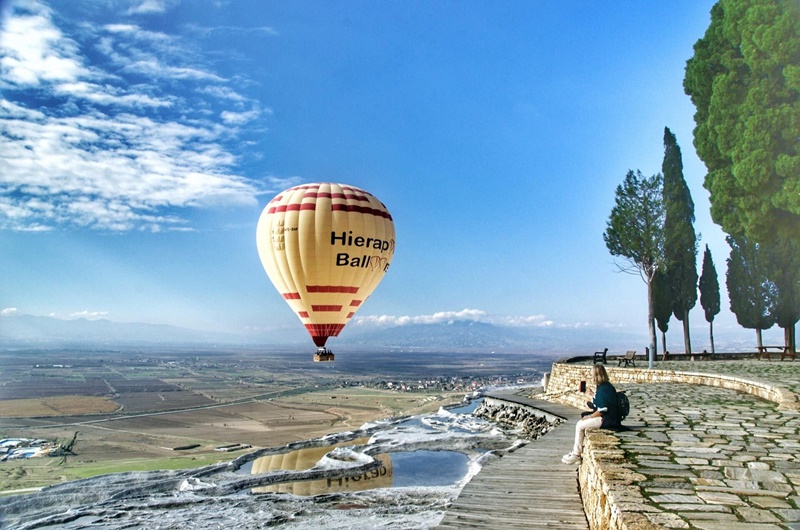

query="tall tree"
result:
[604,170,665,368]
[684,0,800,245]
[686,0,800,351]
[662,127,698,354]
[726,235,776,348]
[653,270,672,358]
[699,245,721,353]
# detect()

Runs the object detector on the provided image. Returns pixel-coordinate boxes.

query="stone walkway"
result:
[588,360,800,529]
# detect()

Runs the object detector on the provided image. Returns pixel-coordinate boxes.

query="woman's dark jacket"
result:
[593,381,620,428]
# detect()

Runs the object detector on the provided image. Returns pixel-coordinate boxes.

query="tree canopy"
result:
[604,170,665,282]
[604,169,665,366]
[684,0,800,243]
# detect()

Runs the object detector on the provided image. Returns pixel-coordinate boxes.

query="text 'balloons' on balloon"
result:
[256,183,396,360]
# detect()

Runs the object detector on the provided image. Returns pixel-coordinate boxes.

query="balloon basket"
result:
[313,348,335,362]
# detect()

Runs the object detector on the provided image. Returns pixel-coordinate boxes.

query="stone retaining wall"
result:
[538,362,796,530]
[475,397,563,440]
[543,363,798,411]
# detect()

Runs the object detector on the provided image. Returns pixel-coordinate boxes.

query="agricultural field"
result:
[0,347,520,493]
[0,396,119,417]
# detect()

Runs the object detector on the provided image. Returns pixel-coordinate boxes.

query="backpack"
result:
[617,391,630,422]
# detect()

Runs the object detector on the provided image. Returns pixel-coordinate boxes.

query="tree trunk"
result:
[647,280,657,369]
[660,330,667,359]
[757,328,764,350]
[682,308,692,355]
[709,320,715,354]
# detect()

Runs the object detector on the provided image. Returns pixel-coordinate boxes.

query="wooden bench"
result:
[618,350,636,367]
[757,345,795,361]
[593,348,608,364]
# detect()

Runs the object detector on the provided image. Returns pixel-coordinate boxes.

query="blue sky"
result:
[0,0,781,349]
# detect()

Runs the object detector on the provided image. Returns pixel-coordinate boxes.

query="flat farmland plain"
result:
[0,347,550,492]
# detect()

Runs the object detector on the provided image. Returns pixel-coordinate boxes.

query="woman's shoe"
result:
[562,452,581,464]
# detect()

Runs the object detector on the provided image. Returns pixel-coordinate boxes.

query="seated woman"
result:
[562,364,620,465]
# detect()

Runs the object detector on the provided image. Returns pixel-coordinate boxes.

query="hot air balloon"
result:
[256,183,395,361]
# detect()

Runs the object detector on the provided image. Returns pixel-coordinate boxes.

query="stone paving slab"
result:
[586,361,800,529]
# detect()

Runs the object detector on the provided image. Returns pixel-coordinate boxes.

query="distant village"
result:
[341,373,541,394]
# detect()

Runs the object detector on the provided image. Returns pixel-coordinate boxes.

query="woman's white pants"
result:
[573,416,603,456]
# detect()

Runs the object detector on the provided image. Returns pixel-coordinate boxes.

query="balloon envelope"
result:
[256,183,396,350]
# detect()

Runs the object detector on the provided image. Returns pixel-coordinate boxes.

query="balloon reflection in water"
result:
[250,438,392,495]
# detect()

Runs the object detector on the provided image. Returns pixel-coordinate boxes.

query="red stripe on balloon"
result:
[268,203,309,214]
[298,311,309,318]
[307,285,359,293]
[350,300,362,306]
[312,305,343,312]
[330,203,392,220]
[305,323,346,346]
[303,191,371,202]
[282,293,300,300]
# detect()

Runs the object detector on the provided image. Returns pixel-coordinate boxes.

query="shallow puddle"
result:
[247,449,468,495]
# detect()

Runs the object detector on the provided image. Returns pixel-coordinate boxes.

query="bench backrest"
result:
[625,350,636,359]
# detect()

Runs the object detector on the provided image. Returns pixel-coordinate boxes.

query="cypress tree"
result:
[653,270,672,359]
[699,245,721,353]
[662,127,698,354]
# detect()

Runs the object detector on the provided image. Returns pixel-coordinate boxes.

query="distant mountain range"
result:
[341,320,644,354]
[0,312,761,354]
[0,313,249,347]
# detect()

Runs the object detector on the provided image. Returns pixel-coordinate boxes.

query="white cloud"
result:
[1,308,18,315]
[68,310,109,320]
[104,23,171,42]
[122,59,225,81]
[352,309,554,328]
[0,0,274,232]
[125,0,172,15]
[221,108,262,125]
[185,23,279,38]
[199,85,249,102]
[0,1,88,86]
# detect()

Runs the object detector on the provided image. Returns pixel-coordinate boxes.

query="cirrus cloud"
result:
[0,0,278,232]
